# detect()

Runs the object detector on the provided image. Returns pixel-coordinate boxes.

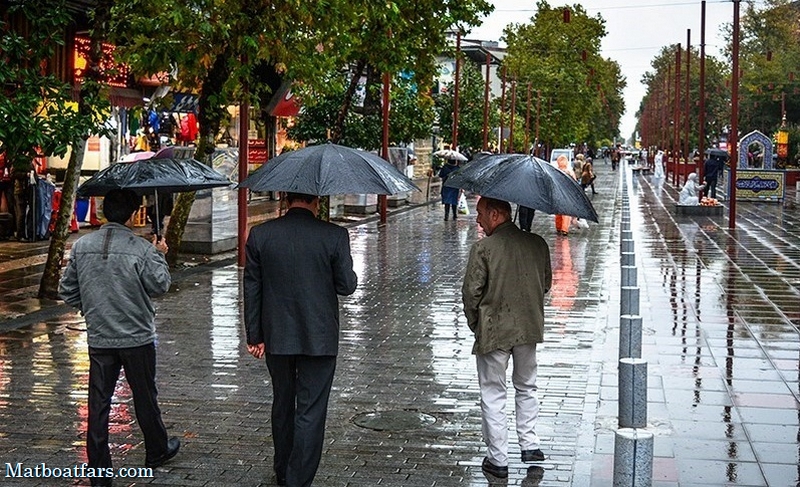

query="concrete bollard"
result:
[620,251,635,267]
[621,265,637,287]
[619,358,648,428]
[620,286,640,316]
[613,428,654,487]
[621,239,635,253]
[619,315,643,359]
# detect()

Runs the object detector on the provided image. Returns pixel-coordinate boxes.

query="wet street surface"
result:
[0,161,799,486]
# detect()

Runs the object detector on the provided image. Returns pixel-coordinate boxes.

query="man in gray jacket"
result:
[462,197,552,479]
[59,189,179,486]
[244,192,357,487]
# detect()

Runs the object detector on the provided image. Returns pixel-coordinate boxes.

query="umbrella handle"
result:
[154,189,160,239]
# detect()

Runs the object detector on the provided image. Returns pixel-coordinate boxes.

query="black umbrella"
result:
[77,157,232,236]
[237,143,419,195]
[443,154,599,222]
[705,148,730,161]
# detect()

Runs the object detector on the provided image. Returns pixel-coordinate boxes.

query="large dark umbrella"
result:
[443,153,599,222]
[77,157,232,236]
[237,143,419,195]
[706,148,730,161]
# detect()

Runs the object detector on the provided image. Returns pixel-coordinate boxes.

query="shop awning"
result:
[109,87,144,108]
[71,85,144,108]
[266,81,301,117]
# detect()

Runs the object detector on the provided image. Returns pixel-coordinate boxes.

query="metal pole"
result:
[237,86,249,267]
[665,66,672,152]
[525,82,531,154]
[699,1,707,184]
[536,90,541,155]
[673,44,681,186]
[730,0,740,229]
[452,31,461,150]
[509,80,517,153]
[499,65,507,153]
[482,51,491,151]
[379,71,390,224]
[685,29,691,177]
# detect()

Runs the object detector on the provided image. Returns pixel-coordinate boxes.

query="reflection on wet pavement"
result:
[0,164,799,485]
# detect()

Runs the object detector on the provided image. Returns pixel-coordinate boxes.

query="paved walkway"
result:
[0,160,798,486]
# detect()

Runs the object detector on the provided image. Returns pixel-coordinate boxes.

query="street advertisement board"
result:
[729,169,785,201]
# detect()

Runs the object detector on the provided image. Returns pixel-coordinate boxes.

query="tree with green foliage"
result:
[288,73,434,150]
[106,0,346,263]
[638,45,729,154]
[501,1,626,150]
[106,0,492,255]
[0,0,113,298]
[736,0,800,160]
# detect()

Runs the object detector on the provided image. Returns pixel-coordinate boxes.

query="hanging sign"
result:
[73,36,129,88]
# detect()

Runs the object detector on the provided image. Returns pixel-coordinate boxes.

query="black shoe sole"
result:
[481,458,508,478]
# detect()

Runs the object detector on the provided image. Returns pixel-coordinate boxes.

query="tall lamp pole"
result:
[452,30,461,150]
[673,44,682,186]
[729,0,740,229]
[685,29,692,180]
[482,51,491,151]
[699,1,707,184]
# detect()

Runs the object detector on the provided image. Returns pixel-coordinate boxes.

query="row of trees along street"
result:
[11,1,800,297]
[636,0,800,166]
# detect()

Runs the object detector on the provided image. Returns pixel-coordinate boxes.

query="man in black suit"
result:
[244,192,358,487]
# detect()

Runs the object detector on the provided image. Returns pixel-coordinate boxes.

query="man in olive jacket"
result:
[462,197,552,479]
[244,192,357,487]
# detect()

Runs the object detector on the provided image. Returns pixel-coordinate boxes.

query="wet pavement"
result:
[0,161,798,486]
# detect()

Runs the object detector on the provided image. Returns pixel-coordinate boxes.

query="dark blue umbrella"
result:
[238,143,419,195]
[443,154,599,222]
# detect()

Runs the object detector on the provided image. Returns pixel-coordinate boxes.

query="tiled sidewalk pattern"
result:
[1,160,799,486]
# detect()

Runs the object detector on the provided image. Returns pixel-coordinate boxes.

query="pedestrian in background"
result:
[59,189,179,486]
[703,153,724,199]
[653,150,665,179]
[554,155,575,235]
[244,192,358,487]
[580,157,597,195]
[462,197,552,479]
[518,205,535,232]
[439,159,461,221]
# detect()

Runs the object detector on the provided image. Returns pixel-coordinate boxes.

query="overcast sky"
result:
[467,0,735,141]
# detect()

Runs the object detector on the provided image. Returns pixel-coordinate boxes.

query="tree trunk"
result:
[38,140,86,299]
[37,2,110,299]
[164,53,230,266]
[330,59,367,144]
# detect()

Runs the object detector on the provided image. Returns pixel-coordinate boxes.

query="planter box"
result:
[674,204,724,216]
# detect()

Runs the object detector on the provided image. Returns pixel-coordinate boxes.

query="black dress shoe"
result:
[521,449,545,463]
[481,457,508,478]
[146,437,180,468]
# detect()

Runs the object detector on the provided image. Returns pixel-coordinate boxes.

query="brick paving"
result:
[0,159,799,486]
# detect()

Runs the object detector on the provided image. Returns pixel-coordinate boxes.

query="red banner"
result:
[248,140,268,164]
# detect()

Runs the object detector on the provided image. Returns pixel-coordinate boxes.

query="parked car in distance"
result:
[549,148,574,167]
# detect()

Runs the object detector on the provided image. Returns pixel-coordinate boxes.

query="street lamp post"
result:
[729,0,740,229]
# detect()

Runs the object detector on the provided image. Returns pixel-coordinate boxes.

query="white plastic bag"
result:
[457,193,469,215]
[575,218,589,229]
